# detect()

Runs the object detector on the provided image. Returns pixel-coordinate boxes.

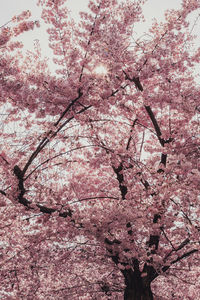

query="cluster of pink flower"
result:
[0,28,11,46]
[13,21,40,36]
[0,0,199,299]
[12,10,31,23]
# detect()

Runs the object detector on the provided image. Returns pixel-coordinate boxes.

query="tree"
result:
[0,0,199,298]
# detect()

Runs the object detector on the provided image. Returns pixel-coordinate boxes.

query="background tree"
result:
[0,0,200,299]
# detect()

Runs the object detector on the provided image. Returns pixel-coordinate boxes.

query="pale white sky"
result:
[1,0,183,34]
[0,0,199,73]
[0,0,183,47]
[1,0,183,24]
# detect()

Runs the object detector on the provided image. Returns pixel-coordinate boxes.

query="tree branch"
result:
[126,118,137,151]
[112,163,128,200]
[162,249,198,273]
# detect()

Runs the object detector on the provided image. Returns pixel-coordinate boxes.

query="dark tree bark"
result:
[123,260,154,300]
[123,270,153,300]
[124,285,153,300]
[105,238,156,300]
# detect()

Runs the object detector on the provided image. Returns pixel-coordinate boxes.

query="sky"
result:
[0,0,199,73]
[0,0,184,48]
[1,0,184,35]
[1,0,183,25]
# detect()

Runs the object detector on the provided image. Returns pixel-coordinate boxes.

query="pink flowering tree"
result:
[0,0,199,299]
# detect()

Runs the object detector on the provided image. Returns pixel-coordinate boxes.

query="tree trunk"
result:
[122,262,154,300]
[124,283,153,300]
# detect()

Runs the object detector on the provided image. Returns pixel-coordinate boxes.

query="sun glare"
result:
[93,64,108,76]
